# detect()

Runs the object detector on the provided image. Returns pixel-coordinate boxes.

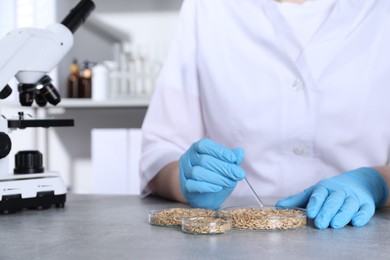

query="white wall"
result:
[0,0,16,38]
[96,12,178,46]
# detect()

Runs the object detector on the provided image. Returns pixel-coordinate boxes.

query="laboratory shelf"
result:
[0,98,150,110]
[53,97,150,109]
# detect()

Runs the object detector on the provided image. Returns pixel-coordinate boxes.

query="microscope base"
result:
[0,172,67,213]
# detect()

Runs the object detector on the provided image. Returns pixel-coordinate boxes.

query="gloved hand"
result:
[179,138,246,210]
[276,167,388,229]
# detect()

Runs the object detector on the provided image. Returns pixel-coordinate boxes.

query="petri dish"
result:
[148,208,217,227]
[182,215,232,235]
[219,205,307,231]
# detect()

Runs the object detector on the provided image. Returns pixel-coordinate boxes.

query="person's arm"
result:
[149,161,186,203]
[374,165,390,207]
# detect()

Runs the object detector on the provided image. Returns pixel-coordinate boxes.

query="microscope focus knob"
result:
[0,132,12,159]
[14,150,44,174]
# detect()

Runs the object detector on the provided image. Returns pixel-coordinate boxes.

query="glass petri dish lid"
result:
[219,205,307,231]
[148,208,217,227]
[182,215,232,235]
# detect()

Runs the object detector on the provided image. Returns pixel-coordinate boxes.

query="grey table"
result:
[1,195,389,260]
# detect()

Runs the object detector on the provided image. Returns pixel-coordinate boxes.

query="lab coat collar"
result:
[260,0,370,85]
[309,0,373,45]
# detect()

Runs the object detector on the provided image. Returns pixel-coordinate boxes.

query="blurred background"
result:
[0,0,183,195]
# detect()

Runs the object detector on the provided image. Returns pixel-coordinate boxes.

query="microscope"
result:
[0,0,95,213]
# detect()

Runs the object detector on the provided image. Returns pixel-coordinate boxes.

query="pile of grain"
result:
[149,208,217,227]
[220,207,306,230]
[181,216,231,234]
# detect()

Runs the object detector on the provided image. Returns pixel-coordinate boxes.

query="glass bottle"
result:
[67,59,80,98]
[79,61,92,98]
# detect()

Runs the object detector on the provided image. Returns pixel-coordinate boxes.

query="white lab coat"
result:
[140,0,390,199]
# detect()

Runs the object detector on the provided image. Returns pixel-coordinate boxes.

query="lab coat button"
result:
[293,146,305,155]
[292,79,304,91]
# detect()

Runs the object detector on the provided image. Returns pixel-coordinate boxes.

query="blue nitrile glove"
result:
[179,138,246,210]
[276,167,388,229]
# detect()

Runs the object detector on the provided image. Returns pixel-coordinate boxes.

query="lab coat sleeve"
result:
[139,0,204,197]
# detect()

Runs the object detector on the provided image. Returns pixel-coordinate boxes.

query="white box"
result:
[91,128,142,195]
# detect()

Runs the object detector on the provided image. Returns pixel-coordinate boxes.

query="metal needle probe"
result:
[244,177,264,207]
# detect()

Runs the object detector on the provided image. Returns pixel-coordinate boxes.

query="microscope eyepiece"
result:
[61,0,96,34]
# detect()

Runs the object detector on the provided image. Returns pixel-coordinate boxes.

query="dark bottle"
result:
[79,61,92,98]
[67,59,80,98]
